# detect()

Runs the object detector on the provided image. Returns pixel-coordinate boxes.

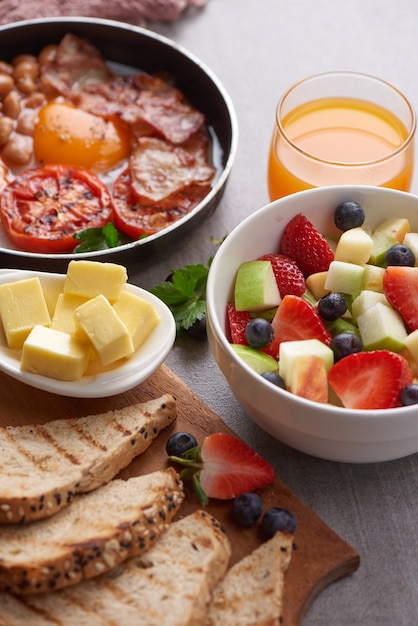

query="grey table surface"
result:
[135,1,418,624]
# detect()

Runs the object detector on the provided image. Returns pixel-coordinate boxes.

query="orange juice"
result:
[268,96,414,200]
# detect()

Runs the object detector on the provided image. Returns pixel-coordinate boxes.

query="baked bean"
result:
[12,54,37,67]
[37,44,57,65]
[0,74,14,96]
[15,76,37,95]
[16,111,37,136]
[2,133,32,165]
[0,61,13,76]
[23,92,47,109]
[0,117,14,145]
[13,59,39,82]
[2,90,21,119]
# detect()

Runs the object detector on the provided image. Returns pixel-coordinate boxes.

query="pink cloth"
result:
[0,0,206,26]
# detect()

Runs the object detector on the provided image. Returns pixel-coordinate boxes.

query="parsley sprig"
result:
[150,261,211,334]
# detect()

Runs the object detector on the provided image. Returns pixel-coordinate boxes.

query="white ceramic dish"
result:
[0,269,175,398]
[206,185,418,463]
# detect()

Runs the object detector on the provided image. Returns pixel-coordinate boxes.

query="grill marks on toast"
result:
[1,510,231,626]
[0,395,177,523]
[0,468,184,596]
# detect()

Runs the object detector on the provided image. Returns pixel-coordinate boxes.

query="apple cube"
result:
[356,302,407,351]
[334,227,373,265]
[374,217,410,243]
[402,232,418,265]
[369,231,398,266]
[288,354,329,403]
[405,328,418,363]
[230,344,279,374]
[305,271,329,300]
[324,261,365,296]
[234,260,281,312]
[278,338,334,386]
[352,290,390,319]
[362,264,385,292]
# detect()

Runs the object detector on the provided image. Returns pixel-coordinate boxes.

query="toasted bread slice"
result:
[204,531,294,626]
[0,510,231,626]
[0,468,184,595]
[0,394,176,523]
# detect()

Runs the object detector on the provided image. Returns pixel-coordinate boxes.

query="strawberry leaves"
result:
[168,432,275,506]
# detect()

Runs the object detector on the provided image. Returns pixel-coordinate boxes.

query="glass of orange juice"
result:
[268,71,416,200]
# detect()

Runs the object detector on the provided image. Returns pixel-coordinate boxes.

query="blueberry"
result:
[260,507,297,539]
[400,384,418,406]
[245,318,274,348]
[186,314,207,341]
[385,244,415,267]
[318,292,348,321]
[261,371,286,389]
[166,432,198,457]
[334,201,365,231]
[232,492,263,527]
[330,332,363,362]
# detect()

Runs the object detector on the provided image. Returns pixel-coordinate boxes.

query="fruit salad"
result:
[227,201,418,410]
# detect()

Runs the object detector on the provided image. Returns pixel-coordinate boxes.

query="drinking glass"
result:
[267,71,416,200]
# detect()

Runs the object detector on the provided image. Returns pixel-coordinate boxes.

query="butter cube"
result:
[21,325,90,381]
[74,294,134,366]
[113,292,160,350]
[51,293,88,336]
[0,277,51,349]
[64,260,127,302]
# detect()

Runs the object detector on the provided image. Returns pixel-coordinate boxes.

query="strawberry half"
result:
[280,213,334,277]
[269,294,332,357]
[383,266,418,332]
[169,432,275,505]
[226,302,252,344]
[258,253,306,297]
[328,350,413,409]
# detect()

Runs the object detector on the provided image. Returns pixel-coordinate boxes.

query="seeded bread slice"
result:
[0,468,184,596]
[0,510,231,626]
[204,530,294,626]
[0,394,176,524]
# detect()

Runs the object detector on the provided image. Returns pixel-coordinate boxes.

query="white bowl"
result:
[0,269,175,398]
[206,185,418,463]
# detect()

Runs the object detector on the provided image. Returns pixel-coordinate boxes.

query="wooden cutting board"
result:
[0,363,360,625]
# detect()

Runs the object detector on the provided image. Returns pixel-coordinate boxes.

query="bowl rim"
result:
[0,16,239,263]
[206,184,418,420]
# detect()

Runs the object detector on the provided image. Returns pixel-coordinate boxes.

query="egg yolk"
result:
[33,101,131,173]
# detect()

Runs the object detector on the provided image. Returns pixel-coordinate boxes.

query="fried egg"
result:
[33,101,131,173]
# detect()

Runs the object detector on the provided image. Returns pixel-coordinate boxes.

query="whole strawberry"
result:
[168,432,275,506]
[280,213,334,277]
[258,253,306,297]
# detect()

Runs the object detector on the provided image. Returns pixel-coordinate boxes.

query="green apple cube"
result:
[402,232,418,265]
[324,261,365,296]
[334,227,373,265]
[230,344,279,374]
[356,302,407,351]
[362,264,385,292]
[352,290,390,320]
[234,260,281,311]
[369,231,398,266]
[278,338,334,387]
